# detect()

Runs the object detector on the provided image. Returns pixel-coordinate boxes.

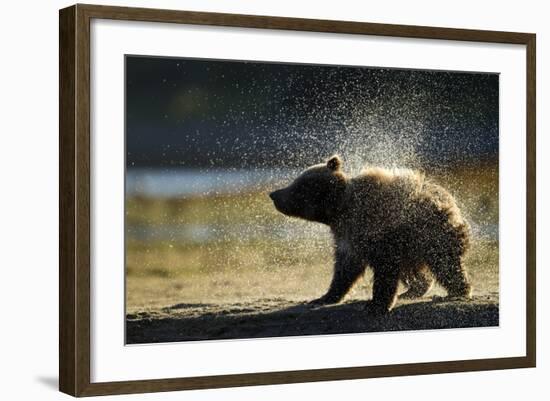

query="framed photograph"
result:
[59,4,536,397]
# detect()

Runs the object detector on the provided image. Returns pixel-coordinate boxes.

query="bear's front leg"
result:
[369,265,400,314]
[310,249,365,306]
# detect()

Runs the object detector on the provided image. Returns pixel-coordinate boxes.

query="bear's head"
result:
[269,155,347,225]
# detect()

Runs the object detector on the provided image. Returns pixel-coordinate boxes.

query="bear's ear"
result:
[327,155,342,171]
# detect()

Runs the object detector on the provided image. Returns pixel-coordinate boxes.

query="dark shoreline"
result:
[126,295,499,345]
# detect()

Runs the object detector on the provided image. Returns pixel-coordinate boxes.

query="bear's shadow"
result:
[126,296,498,345]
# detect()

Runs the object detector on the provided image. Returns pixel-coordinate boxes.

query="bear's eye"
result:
[294,181,324,200]
[296,181,314,193]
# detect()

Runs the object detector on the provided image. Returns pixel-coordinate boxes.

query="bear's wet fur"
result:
[270,155,472,313]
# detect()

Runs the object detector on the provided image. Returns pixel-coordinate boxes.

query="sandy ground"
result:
[126,293,498,344]
[125,239,499,344]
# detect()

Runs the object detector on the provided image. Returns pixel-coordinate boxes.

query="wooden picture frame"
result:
[59,3,536,397]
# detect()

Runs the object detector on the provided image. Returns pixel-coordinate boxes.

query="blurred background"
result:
[125,56,499,312]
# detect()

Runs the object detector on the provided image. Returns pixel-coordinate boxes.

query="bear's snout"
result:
[269,189,288,214]
[269,189,283,202]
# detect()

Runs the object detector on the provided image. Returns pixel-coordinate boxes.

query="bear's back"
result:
[344,167,425,230]
[341,167,469,253]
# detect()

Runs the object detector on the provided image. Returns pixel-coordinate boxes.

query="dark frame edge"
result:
[60,4,92,397]
[59,4,77,397]
[75,3,535,43]
[77,356,532,397]
[525,34,536,368]
[59,3,537,397]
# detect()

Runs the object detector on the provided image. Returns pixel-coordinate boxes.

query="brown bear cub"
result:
[269,155,472,313]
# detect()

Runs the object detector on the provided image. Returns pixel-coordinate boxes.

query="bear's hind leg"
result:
[399,266,434,299]
[310,250,365,305]
[428,254,472,299]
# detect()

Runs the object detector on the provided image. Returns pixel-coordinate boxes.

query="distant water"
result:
[126,168,498,243]
[126,168,299,197]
